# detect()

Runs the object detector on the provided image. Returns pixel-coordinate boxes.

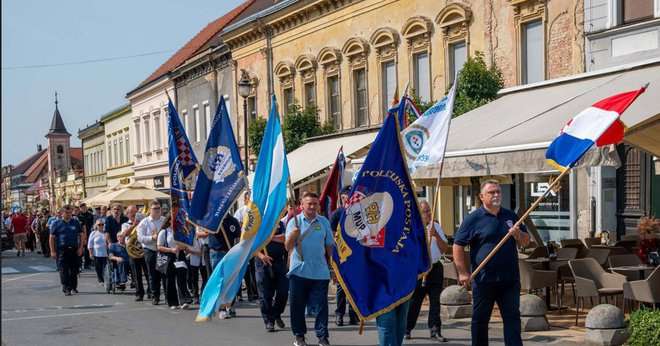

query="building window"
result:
[619,0,655,25]
[522,20,543,85]
[354,69,368,127]
[107,143,113,167]
[449,42,467,84]
[134,123,141,154]
[194,105,201,142]
[125,135,130,163]
[381,61,396,116]
[144,120,151,153]
[304,83,316,107]
[119,138,124,165]
[153,116,161,150]
[413,52,430,102]
[204,102,211,137]
[327,76,341,129]
[182,110,189,136]
[57,145,64,154]
[247,96,257,122]
[114,140,119,167]
[283,88,294,115]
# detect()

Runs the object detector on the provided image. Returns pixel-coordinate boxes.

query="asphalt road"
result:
[2,249,575,346]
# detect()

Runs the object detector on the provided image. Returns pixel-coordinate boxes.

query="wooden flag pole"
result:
[460,167,571,291]
[422,163,444,287]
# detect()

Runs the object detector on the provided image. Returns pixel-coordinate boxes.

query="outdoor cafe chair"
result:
[623,266,660,312]
[519,259,559,309]
[585,247,611,267]
[568,258,627,326]
[584,237,601,249]
[609,254,644,281]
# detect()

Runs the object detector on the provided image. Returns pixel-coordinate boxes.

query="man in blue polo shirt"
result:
[453,180,531,346]
[285,192,334,346]
[49,205,84,296]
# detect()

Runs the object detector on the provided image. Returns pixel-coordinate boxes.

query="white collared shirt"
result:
[429,221,448,264]
[136,215,165,251]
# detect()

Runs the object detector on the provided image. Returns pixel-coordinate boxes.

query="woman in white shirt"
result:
[188,230,208,304]
[156,216,193,310]
[87,219,108,286]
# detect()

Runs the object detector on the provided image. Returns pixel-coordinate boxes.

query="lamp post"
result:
[237,69,252,173]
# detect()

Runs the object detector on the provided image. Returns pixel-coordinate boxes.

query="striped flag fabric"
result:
[319,146,345,217]
[546,85,647,170]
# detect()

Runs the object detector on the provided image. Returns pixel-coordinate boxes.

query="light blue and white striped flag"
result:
[197,94,290,321]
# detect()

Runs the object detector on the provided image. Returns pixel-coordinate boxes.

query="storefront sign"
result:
[153,176,164,188]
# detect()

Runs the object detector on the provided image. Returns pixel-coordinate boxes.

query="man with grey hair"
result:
[453,180,531,346]
[105,203,127,245]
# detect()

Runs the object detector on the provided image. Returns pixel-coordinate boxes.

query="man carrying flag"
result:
[331,113,430,346]
[197,95,290,323]
[166,97,198,248]
[453,85,647,346]
[319,146,345,218]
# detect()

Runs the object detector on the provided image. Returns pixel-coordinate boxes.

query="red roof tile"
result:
[136,0,256,90]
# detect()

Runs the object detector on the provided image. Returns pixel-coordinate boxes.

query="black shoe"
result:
[275,318,285,328]
[348,319,358,326]
[335,315,344,326]
[266,322,275,332]
[430,333,447,342]
[65,290,72,296]
[72,289,79,294]
[151,299,159,305]
[404,332,412,340]
[37,251,42,254]
[130,282,136,289]
[17,252,20,257]
[147,294,153,300]
[318,338,330,346]
[135,296,144,302]
[293,336,307,346]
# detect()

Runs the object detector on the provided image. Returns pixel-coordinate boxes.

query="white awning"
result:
[247,129,379,188]
[417,59,660,178]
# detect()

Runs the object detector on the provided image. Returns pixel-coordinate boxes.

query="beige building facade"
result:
[101,104,135,188]
[78,121,106,198]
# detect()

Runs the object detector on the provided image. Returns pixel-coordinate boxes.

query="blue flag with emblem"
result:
[167,98,198,247]
[196,95,290,321]
[188,96,246,234]
[331,113,431,321]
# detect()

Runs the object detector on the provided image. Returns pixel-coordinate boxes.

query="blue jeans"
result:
[209,249,227,271]
[114,260,127,284]
[472,280,522,346]
[376,300,410,346]
[289,274,329,340]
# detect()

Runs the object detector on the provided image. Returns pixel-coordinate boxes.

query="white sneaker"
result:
[170,306,179,310]
[219,309,231,319]
[181,303,190,310]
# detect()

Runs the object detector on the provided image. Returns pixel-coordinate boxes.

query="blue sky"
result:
[2,0,237,167]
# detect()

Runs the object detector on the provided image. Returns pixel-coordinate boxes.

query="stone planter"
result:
[519,294,549,331]
[583,304,628,346]
[440,285,472,319]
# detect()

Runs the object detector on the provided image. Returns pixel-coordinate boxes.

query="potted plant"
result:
[636,215,659,264]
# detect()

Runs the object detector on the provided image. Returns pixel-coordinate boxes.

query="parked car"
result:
[2,229,13,251]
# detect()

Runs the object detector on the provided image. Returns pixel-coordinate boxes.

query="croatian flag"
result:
[546,85,647,170]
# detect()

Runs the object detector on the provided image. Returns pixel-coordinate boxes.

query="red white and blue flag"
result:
[546,85,647,170]
[319,146,345,217]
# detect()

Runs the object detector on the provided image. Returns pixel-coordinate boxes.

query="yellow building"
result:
[100,104,134,188]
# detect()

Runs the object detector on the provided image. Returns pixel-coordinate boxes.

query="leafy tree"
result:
[247,117,267,156]
[281,101,336,153]
[452,51,503,117]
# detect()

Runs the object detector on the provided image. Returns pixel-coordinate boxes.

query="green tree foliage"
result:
[281,101,336,153]
[452,51,503,117]
[247,117,267,156]
[627,308,660,345]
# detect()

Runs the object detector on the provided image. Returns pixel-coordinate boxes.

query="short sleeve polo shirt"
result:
[286,213,334,280]
[50,218,83,248]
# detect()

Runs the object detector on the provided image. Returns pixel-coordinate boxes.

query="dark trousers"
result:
[190,264,208,299]
[83,247,92,268]
[27,232,36,251]
[175,254,192,305]
[289,274,329,340]
[56,247,79,291]
[129,257,151,298]
[144,249,165,302]
[335,282,358,321]
[242,258,258,300]
[406,261,444,334]
[164,259,179,307]
[39,231,50,256]
[93,256,108,283]
[255,259,289,324]
[471,280,522,346]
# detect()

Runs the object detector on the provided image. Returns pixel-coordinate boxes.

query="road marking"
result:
[2,267,19,274]
[2,273,43,283]
[2,307,156,322]
[28,266,55,272]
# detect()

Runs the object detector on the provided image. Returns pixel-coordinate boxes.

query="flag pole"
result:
[460,167,571,291]
[422,166,443,287]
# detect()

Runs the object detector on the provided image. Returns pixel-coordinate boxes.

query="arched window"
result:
[436,4,472,85]
[275,61,296,114]
[56,145,64,154]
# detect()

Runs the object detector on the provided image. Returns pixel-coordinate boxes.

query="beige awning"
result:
[287,129,378,186]
[83,182,170,206]
[414,59,660,179]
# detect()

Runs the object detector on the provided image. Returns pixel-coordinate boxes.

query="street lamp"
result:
[237,69,252,173]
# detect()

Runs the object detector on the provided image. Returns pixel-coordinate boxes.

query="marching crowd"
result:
[3,187,452,346]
